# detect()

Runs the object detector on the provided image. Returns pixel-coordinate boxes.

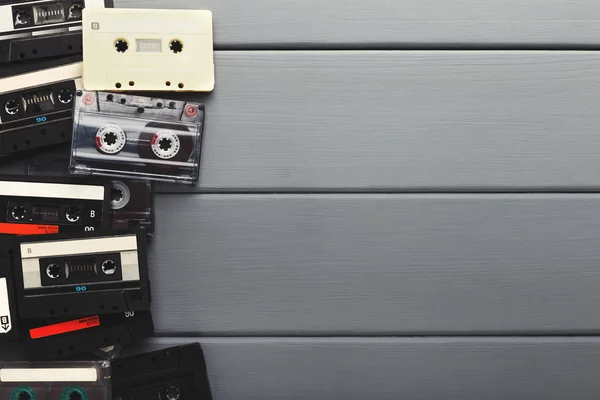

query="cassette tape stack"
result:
[0,2,215,398]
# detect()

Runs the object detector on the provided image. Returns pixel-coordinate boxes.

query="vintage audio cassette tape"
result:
[0,238,18,342]
[22,311,154,361]
[70,90,204,184]
[0,0,113,64]
[0,63,82,159]
[113,343,213,400]
[82,8,214,92]
[28,156,155,237]
[0,360,111,400]
[13,229,151,319]
[0,175,111,235]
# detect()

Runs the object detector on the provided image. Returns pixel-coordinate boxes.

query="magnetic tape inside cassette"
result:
[13,229,150,319]
[0,360,111,400]
[71,91,203,184]
[0,0,113,64]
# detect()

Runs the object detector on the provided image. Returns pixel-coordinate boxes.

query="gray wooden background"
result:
[8,0,600,398]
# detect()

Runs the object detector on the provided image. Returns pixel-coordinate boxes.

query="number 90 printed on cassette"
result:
[69,90,204,184]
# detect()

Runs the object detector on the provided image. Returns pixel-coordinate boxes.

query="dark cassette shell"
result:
[13,229,151,319]
[113,343,213,400]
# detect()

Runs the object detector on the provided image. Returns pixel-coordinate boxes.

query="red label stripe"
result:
[29,316,100,339]
[0,223,59,235]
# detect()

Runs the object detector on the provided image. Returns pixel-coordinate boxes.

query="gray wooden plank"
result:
[115,0,600,47]
[3,337,600,399]
[140,51,600,192]
[149,193,600,335]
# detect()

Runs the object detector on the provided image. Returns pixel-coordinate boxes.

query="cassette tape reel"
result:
[0,360,111,400]
[0,0,113,64]
[13,229,151,319]
[0,63,82,159]
[82,8,214,92]
[70,91,203,184]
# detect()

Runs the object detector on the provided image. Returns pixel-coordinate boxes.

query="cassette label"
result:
[0,279,12,335]
[113,343,213,400]
[0,63,82,158]
[0,360,110,400]
[0,176,110,235]
[70,91,203,184]
[0,0,113,64]
[23,311,154,360]
[14,230,150,319]
[82,8,214,92]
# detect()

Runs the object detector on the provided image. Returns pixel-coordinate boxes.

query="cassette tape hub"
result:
[82,8,214,92]
[23,311,154,361]
[0,360,111,400]
[0,0,113,64]
[70,90,203,184]
[0,175,110,235]
[113,343,213,400]
[0,63,82,159]
[13,229,151,319]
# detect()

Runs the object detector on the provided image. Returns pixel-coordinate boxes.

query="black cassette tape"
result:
[28,156,155,238]
[0,175,110,236]
[0,0,113,64]
[113,343,213,400]
[0,238,18,342]
[13,229,151,319]
[0,360,111,400]
[0,63,82,159]
[22,311,154,361]
[70,90,204,184]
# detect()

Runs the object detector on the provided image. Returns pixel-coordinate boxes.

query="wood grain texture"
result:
[115,0,600,47]
[137,51,600,193]
[2,337,600,399]
[148,193,600,335]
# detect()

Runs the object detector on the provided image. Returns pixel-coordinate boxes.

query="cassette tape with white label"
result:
[0,63,82,159]
[0,0,113,64]
[70,90,203,184]
[0,360,111,400]
[13,229,151,319]
[82,8,214,92]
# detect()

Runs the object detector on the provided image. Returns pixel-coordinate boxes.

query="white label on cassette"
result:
[0,278,11,334]
[0,367,98,382]
[82,8,214,92]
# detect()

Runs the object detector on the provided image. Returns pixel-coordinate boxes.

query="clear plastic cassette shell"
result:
[0,360,111,400]
[70,90,203,184]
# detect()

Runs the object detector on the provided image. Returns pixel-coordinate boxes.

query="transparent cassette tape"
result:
[0,360,111,400]
[70,90,203,184]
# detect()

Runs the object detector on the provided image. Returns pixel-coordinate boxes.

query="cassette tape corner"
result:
[70,90,204,184]
[13,229,151,320]
[0,360,111,400]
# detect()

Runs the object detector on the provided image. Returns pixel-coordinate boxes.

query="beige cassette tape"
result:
[81,8,214,92]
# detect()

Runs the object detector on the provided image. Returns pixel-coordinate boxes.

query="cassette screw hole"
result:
[165,81,171,87]
[11,205,27,221]
[5,99,20,115]
[169,40,183,54]
[115,82,122,89]
[129,81,134,86]
[107,94,114,101]
[156,102,163,108]
[19,52,25,59]
[120,98,126,104]
[169,101,176,109]
[65,206,81,223]
[137,107,144,113]
[178,83,184,89]
[165,385,181,400]
[58,88,73,104]
[114,39,128,53]
[46,263,61,279]
[101,260,117,275]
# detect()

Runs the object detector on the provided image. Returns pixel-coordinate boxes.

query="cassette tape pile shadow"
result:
[0,3,215,398]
